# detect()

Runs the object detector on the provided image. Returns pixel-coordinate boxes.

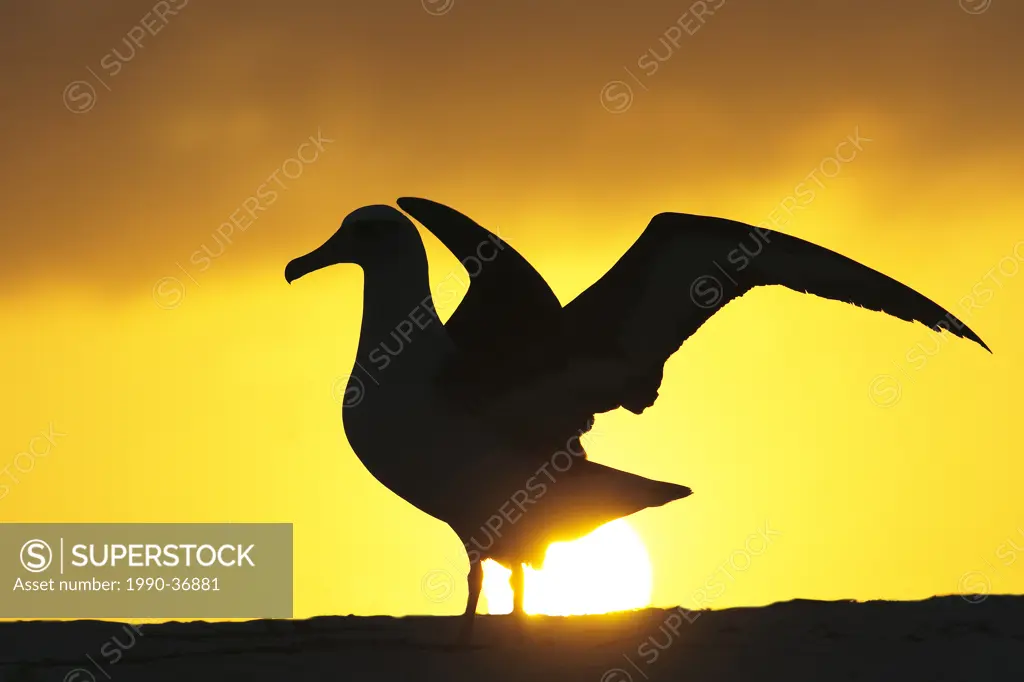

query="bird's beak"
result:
[285,242,343,284]
[284,227,356,282]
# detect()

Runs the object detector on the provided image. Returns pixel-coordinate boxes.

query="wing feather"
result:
[561,213,989,413]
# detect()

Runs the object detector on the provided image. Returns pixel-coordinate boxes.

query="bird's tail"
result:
[526,461,692,554]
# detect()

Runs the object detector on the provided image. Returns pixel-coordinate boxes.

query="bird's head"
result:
[285,204,419,283]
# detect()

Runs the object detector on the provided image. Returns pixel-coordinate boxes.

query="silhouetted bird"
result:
[285,200,988,644]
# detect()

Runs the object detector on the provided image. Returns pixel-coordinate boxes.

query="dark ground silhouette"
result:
[2,596,1021,681]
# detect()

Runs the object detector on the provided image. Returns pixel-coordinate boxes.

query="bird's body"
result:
[335,217,687,569]
[286,200,987,644]
[337,232,460,518]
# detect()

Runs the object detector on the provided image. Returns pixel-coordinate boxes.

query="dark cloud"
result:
[1,0,1021,291]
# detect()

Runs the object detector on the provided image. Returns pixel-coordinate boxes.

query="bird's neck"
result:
[353,252,449,381]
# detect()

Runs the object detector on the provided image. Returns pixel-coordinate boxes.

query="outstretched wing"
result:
[559,212,990,414]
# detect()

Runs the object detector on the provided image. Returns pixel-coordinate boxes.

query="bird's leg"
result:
[510,562,529,643]
[457,559,483,646]
[511,562,526,616]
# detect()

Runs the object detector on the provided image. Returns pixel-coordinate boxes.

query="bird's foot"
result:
[508,610,531,645]
[451,615,476,649]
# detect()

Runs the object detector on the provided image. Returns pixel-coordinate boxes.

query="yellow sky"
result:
[2,0,1023,618]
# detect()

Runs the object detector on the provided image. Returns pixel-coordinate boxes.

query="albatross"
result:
[285,200,988,644]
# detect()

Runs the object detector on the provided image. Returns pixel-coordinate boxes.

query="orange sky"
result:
[2,0,1023,618]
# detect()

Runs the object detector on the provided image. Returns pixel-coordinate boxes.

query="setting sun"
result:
[480,520,653,616]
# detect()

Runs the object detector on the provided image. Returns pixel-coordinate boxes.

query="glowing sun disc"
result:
[481,519,653,615]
